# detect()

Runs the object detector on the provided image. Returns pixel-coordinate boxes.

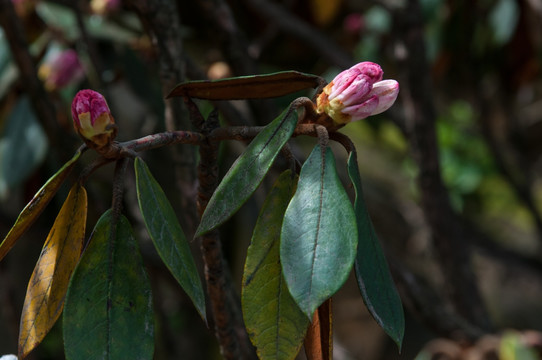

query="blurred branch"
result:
[476,89,542,256]
[131,0,199,234]
[0,0,59,144]
[391,0,492,335]
[243,0,353,69]
[195,0,257,76]
[193,0,277,124]
[392,260,485,341]
[73,1,106,89]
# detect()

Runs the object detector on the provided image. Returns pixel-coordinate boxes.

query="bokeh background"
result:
[1,0,542,359]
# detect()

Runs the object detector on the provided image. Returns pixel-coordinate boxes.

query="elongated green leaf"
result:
[134,157,206,321]
[242,170,308,360]
[281,145,357,319]
[0,150,82,262]
[196,101,300,237]
[167,71,323,100]
[18,183,87,359]
[63,210,154,360]
[347,151,404,350]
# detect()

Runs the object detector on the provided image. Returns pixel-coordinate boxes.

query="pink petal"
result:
[335,74,373,107]
[349,62,383,83]
[328,68,360,100]
[366,80,399,115]
[342,95,379,121]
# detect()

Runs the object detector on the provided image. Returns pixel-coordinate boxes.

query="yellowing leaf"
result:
[18,183,87,359]
[0,150,82,262]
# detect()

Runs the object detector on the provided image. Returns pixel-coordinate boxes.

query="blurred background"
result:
[1,0,542,359]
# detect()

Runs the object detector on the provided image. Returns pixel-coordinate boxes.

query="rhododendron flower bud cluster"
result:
[39,49,85,91]
[72,90,117,149]
[316,61,399,125]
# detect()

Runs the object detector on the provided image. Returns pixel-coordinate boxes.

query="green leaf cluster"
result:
[196,98,405,358]
[1,72,404,360]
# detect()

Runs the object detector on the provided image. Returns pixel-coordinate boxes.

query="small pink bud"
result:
[343,13,364,35]
[316,61,399,125]
[39,49,85,91]
[72,90,117,148]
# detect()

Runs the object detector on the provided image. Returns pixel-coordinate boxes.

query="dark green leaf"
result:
[167,71,323,100]
[242,170,308,360]
[347,151,404,350]
[196,101,299,237]
[0,96,49,198]
[0,149,82,262]
[135,157,206,321]
[281,145,357,319]
[63,210,154,360]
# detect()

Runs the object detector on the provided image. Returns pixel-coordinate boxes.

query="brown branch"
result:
[122,131,204,152]
[196,110,257,360]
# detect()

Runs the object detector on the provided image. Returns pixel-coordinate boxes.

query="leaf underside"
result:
[18,183,87,359]
[0,150,82,262]
[347,151,405,350]
[196,101,300,237]
[242,170,308,360]
[135,157,206,321]
[167,71,323,100]
[63,210,154,360]
[281,145,358,319]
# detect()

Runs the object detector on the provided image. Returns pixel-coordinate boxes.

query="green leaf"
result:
[347,151,404,350]
[489,0,519,46]
[134,157,206,321]
[281,145,357,319]
[18,183,87,359]
[196,101,300,236]
[0,28,18,100]
[0,96,49,199]
[499,331,539,360]
[63,210,154,360]
[35,2,79,41]
[167,71,322,100]
[242,170,308,360]
[0,149,82,262]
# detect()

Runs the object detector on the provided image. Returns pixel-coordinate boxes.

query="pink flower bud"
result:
[72,90,117,148]
[39,49,85,91]
[316,62,399,125]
